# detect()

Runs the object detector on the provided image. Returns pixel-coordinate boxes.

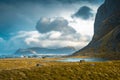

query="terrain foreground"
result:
[0,58,120,80]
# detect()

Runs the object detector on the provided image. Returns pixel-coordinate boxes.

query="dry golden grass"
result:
[0,58,61,70]
[0,58,120,80]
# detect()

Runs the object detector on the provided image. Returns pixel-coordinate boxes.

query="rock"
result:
[42,56,46,59]
[91,64,95,66]
[80,60,85,63]
[36,64,43,67]
[73,0,120,59]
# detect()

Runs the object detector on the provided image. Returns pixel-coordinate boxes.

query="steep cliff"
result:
[74,0,120,59]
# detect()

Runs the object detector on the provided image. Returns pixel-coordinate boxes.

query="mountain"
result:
[14,47,77,57]
[73,0,120,59]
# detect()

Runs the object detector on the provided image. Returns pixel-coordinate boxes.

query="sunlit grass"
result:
[0,58,120,80]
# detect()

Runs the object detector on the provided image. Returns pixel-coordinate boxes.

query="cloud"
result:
[72,6,94,20]
[0,0,104,54]
[0,16,92,54]
[18,31,90,48]
[0,30,91,54]
[0,3,35,39]
[36,17,76,34]
[0,0,104,5]
[0,0,104,40]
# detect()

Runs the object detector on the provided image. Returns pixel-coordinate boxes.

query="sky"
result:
[0,0,104,54]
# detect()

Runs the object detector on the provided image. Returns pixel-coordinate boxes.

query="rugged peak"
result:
[103,0,120,17]
[93,0,120,42]
[105,0,120,6]
[74,0,120,59]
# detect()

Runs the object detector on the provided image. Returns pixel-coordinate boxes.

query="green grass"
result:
[0,58,120,80]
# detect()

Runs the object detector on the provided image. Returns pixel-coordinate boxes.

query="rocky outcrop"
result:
[92,0,120,43]
[73,0,120,59]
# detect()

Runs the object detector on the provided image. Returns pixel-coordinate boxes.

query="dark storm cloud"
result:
[0,2,35,39]
[0,0,104,5]
[36,17,76,34]
[0,0,104,39]
[72,6,94,20]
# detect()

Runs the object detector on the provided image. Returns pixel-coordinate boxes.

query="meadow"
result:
[0,58,120,80]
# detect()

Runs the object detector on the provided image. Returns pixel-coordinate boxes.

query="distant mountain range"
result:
[0,47,77,58]
[13,47,77,58]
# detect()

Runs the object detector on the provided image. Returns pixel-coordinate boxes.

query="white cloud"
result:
[0,0,104,55]
[0,29,91,54]
[69,18,94,36]
[49,31,62,39]
[17,30,91,48]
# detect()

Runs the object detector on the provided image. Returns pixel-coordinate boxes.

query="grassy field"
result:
[0,58,120,80]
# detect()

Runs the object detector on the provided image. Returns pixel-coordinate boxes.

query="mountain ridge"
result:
[15,46,77,55]
[73,0,120,59]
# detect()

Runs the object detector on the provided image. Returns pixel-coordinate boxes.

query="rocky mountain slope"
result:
[73,0,120,59]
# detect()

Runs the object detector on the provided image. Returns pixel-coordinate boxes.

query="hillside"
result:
[73,0,120,59]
